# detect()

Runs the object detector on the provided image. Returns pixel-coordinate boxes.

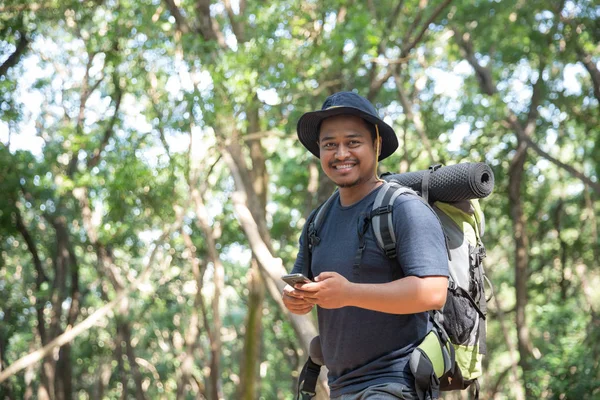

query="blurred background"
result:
[0,0,598,399]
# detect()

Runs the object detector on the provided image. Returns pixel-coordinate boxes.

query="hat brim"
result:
[297,106,398,161]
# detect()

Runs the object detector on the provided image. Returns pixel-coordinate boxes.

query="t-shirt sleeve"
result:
[393,197,449,278]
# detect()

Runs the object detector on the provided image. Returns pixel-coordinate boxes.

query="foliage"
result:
[0,0,598,399]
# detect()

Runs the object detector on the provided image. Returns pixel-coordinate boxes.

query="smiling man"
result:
[282,92,449,400]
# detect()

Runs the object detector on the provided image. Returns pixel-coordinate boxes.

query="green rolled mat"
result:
[383,163,495,202]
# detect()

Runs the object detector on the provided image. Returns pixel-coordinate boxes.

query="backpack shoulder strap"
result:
[301,191,339,279]
[371,182,419,259]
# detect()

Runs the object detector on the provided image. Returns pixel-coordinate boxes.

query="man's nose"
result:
[335,144,349,159]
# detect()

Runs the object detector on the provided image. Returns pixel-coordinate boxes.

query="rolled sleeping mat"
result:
[383,162,495,202]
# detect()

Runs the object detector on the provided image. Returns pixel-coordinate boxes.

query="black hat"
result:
[297,91,398,161]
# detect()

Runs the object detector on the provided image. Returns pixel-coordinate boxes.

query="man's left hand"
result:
[299,271,352,309]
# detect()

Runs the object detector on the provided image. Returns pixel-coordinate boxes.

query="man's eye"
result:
[349,141,361,146]
[323,143,335,149]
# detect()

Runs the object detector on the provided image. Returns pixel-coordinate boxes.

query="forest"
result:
[0,0,599,399]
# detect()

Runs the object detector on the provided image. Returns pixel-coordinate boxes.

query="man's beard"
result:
[330,159,363,188]
[336,176,363,188]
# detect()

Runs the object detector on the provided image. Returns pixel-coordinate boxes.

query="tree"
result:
[1,0,598,399]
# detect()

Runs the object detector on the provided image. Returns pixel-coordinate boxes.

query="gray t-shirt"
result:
[292,185,449,397]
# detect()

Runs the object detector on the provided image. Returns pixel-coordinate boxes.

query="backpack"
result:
[296,163,493,400]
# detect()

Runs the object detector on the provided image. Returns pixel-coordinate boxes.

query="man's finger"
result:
[289,303,313,312]
[315,271,336,281]
[297,282,319,292]
[286,289,306,298]
[302,293,318,301]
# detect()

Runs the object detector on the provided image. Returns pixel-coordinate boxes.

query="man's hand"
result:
[300,271,352,309]
[282,284,314,315]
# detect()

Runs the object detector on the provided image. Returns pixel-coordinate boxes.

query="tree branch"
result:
[393,70,435,163]
[369,0,452,100]
[77,53,105,133]
[72,187,126,290]
[68,52,106,177]
[525,61,545,131]
[195,0,228,48]
[456,9,598,194]
[14,207,49,284]
[0,31,29,78]
[366,0,406,94]
[162,0,192,33]
[224,0,245,43]
[513,125,600,193]
[488,366,512,399]
[0,294,124,383]
[382,0,406,51]
[0,215,177,383]
[452,28,496,95]
[402,0,453,56]
[367,67,396,101]
[400,0,426,55]
[88,79,123,169]
[0,3,44,13]
[576,43,600,107]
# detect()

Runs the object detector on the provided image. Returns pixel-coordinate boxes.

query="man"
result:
[282,91,449,399]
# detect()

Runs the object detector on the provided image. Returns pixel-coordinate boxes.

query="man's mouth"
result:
[331,159,358,170]
[334,164,355,170]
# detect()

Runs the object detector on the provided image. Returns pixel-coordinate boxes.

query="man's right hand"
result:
[282,284,314,315]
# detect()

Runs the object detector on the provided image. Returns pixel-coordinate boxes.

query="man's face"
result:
[318,115,379,188]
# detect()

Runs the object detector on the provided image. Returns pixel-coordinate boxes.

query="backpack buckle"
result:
[383,243,396,258]
[308,223,320,249]
[372,205,393,216]
[309,235,321,247]
[448,279,458,291]
[478,245,487,258]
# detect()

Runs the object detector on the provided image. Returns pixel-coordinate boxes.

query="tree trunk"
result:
[55,345,72,400]
[177,229,203,400]
[224,152,329,398]
[187,130,226,399]
[115,328,129,400]
[49,216,74,400]
[190,186,224,400]
[492,294,525,400]
[223,149,320,349]
[23,344,36,400]
[118,321,146,400]
[237,260,265,400]
[237,99,269,400]
[508,138,534,399]
[40,358,55,400]
[93,359,112,400]
[0,332,15,399]
[13,207,55,399]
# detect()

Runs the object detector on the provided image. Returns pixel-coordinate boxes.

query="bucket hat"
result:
[297,91,398,161]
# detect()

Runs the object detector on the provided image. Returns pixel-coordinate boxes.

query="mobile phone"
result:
[281,273,312,287]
